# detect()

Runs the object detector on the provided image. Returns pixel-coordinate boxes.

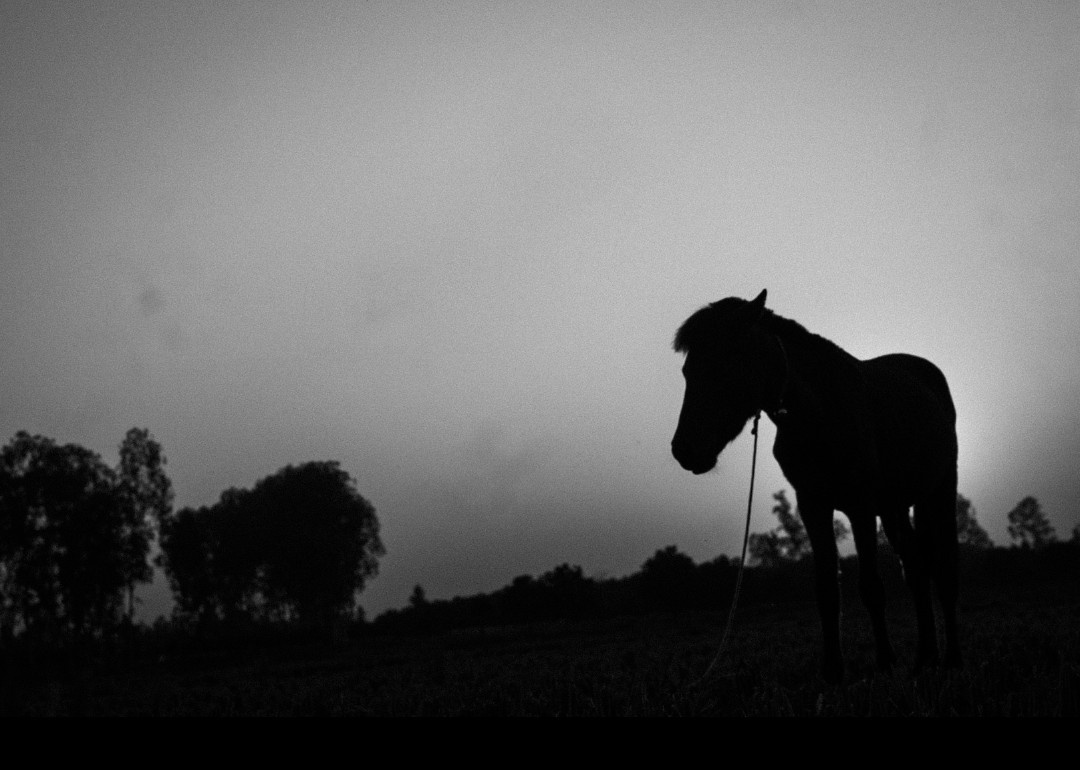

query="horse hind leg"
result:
[916,472,962,669]
[881,505,938,672]
[850,512,896,672]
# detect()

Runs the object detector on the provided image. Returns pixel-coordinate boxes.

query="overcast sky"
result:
[2,1,1078,621]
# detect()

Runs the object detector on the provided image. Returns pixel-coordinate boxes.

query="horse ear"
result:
[748,289,767,320]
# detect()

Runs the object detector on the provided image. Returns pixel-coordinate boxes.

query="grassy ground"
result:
[8,578,1078,716]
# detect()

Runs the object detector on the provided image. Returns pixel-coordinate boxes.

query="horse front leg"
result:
[850,511,896,672]
[801,498,843,684]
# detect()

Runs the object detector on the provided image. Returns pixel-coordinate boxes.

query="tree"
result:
[1007,496,1056,549]
[771,490,811,560]
[750,490,833,567]
[748,491,853,567]
[157,505,216,624]
[0,434,37,640]
[254,462,384,628]
[500,574,538,622]
[956,493,992,549]
[537,563,599,619]
[0,432,128,641]
[158,492,263,628]
[209,487,264,624]
[116,428,173,620]
[54,481,128,638]
[639,545,698,609]
[748,530,783,568]
[409,585,427,608]
[160,461,385,632]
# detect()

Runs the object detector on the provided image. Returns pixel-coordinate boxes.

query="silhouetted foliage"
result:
[7,538,1080,716]
[373,561,610,635]
[116,428,173,620]
[956,493,992,549]
[363,533,1080,652]
[157,505,215,623]
[254,462,384,626]
[537,563,601,619]
[639,546,698,611]
[1007,496,1056,550]
[158,492,262,627]
[0,432,131,642]
[159,461,384,633]
[749,489,847,566]
[0,428,173,646]
[771,490,810,559]
[748,530,783,568]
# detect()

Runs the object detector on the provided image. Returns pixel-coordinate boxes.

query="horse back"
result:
[860,353,958,500]
[862,353,956,424]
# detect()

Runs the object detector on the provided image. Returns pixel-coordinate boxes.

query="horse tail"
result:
[913,461,959,596]
[918,357,957,427]
[914,358,963,666]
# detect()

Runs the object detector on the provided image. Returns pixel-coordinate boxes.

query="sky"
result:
[2,0,1078,621]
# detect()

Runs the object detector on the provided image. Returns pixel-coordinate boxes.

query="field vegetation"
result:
[3,543,1076,716]
[2,429,1076,716]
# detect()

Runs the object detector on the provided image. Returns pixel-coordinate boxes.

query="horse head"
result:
[670,289,780,474]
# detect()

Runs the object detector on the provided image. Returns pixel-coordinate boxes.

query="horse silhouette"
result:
[671,290,960,683]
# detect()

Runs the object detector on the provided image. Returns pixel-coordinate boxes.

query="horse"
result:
[670,289,960,683]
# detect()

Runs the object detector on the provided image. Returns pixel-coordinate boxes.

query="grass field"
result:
[7,570,1077,716]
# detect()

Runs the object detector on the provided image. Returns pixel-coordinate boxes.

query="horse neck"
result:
[765,318,856,419]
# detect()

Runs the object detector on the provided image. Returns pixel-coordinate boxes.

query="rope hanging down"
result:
[696,410,762,683]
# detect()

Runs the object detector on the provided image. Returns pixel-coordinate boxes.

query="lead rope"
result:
[694,410,761,685]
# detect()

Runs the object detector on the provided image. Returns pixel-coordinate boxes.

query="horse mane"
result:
[673,298,848,361]
[760,311,847,357]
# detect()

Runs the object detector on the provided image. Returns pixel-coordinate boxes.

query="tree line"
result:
[375,488,1077,636]
[747,489,1063,566]
[1,426,1072,647]
[0,429,384,649]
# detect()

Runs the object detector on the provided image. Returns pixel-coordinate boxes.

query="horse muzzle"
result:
[671,438,718,475]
